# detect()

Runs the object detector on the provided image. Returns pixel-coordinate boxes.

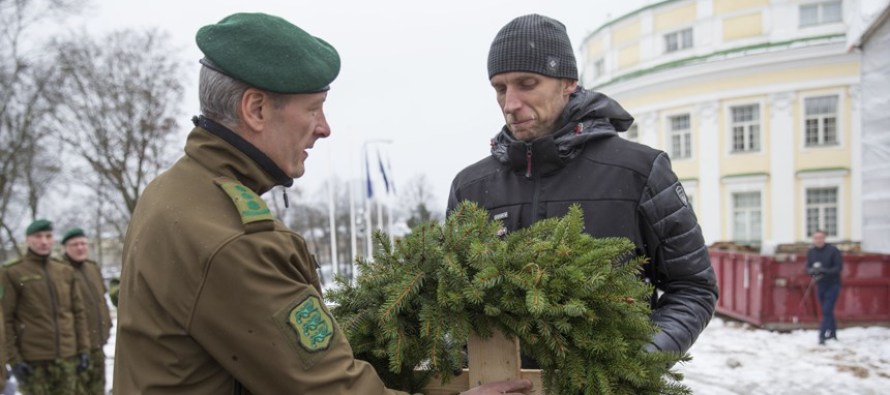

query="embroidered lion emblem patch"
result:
[288,295,334,352]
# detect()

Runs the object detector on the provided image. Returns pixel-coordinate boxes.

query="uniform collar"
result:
[185,116,292,195]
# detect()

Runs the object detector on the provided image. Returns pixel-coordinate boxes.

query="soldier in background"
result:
[61,228,111,394]
[1,219,90,395]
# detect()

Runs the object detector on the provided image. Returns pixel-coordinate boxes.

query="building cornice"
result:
[593,34,847,90]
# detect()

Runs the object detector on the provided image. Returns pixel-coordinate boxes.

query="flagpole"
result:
[349,177,356,275]
[362,139,392,262]
[327,150,339,281]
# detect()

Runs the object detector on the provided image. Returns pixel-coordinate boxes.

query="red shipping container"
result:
[711,251,890,330]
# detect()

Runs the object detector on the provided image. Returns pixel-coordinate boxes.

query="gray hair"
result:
[199,66,292,130]
[199,66,249,129]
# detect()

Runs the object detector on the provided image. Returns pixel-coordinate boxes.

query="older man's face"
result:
[26,230,54,256]
[257,91,331,179]
[64,236,90,262]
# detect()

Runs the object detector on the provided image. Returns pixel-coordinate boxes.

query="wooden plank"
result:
[467,330,520,387]
[423,329,547,394]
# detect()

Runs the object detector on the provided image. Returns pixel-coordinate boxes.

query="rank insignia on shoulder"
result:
[214,178,274,225]
[288,295,334,352]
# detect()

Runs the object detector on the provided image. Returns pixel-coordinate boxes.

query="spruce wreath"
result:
[328,202,691,395]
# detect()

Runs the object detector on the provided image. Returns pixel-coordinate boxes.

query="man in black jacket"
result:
[806,229,843,345]
[448,14,718,360]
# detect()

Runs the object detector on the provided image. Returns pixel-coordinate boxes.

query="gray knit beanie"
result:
[487,14,578,80]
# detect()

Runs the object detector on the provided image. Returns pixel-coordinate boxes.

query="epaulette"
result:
[3,257,21,267]
[214,177,275,233]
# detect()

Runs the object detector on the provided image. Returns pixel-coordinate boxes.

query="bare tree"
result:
[50,28,186,236]
[0,0,84,258]
[399,173,441,229]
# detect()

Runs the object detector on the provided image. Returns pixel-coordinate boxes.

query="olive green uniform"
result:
[62,255,111,395]
[113,126,410,394]
[1,250,90,395]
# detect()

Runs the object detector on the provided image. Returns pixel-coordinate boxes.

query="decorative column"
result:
[769,92,795,244]
[697,100,720,244]
[849,84,862,241]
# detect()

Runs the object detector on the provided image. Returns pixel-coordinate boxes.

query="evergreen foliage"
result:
[328,202,690,394]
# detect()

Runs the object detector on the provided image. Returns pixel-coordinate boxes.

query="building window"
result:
[593,58,605,79]
[730,104,761,153]
[669,114,692,159]
[732,192,762,245]
[625,124,639,142]
[806,187,838,237]
[664,28,693,53]
[800,1,843,27]
[804,95,839,147]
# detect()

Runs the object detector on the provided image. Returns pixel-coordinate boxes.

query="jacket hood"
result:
[491,87,634,170]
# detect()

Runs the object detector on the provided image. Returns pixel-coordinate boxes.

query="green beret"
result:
[62,227,87,244]
[196,12,341,94]
[26,219,53,236]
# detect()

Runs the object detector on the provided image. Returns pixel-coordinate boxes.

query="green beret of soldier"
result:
[196,12,341,94]
[26,219,53,236]
[62,227,87,245]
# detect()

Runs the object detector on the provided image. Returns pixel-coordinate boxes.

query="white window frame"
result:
[623,124,639,143]
[799,1,843,28]
[799,90,845,151]
[663,27,694,53]
[731,191,763,246]
[722,175,767,245]
[798,169,847,241]
[592,58,605,80]
[666,112,693,160]
[724,100,765,155]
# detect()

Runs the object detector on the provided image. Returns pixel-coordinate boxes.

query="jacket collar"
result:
[491,87,634,176]
[185,116,292,195]
[25,249,50,264]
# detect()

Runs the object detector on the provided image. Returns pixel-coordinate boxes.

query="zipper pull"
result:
[525,144,533,178]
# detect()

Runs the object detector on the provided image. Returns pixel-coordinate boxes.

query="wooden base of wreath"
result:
[422,330,544,395]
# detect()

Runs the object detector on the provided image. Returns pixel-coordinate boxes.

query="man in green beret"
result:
[1,220,90,395]
[113,12,531,395]
[60,228,111,395]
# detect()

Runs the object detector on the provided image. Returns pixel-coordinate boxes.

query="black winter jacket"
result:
[447,87,718,355]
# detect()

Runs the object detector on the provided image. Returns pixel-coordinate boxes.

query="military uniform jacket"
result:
[63,255,112,350]
[1,250,90,363]
[114,122,409,395]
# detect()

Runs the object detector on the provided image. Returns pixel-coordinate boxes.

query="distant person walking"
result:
[806,229,843,345]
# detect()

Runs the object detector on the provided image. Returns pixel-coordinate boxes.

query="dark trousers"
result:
[817,281,840,340]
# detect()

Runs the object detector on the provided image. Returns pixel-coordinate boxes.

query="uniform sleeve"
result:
[1,269,22,364]
[189,230,410,395]
[71,271,91,353]
[638,152,719,355]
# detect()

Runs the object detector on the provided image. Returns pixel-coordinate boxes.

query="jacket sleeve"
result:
[71,271,91,353]
[1,269,22,365]
[637,152,718,355]
[189,230,409,395]
[825,247,843,275]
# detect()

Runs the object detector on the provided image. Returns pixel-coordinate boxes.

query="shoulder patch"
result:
[274,291,337,370]
[214,178,274,225]
[3,258,21,267]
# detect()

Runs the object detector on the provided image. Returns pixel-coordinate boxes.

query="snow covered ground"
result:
[91,313,890,394]
[676,318,890,395]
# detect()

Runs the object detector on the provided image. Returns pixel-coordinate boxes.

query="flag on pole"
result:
[377,148,391,194]
[365,150,374,198]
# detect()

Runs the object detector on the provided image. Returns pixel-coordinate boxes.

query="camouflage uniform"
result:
[18,358,78,395]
